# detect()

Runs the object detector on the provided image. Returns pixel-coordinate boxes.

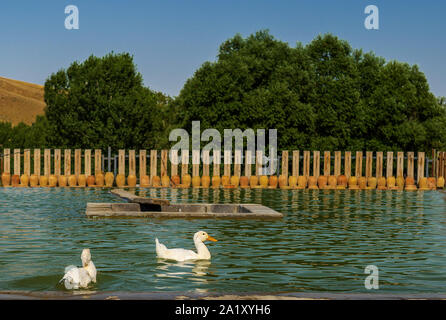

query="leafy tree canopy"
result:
[1,32,445,153]
[0,115,49,149]
[176,31,445,152]
[44,52,168,151]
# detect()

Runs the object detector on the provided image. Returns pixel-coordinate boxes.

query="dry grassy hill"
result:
[0,76,45,125]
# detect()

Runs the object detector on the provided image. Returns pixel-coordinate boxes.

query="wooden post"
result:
[313,151,320,178]
[397,152,404,178]
[202,150,210,177]
[192,149,200,177]
[64,149,71,176]
[355,151,363,177]
[224,150,231,177]
[441,152,444,179]
[432,149,436,178]
[181,150,188,176]
[54,149,61,176]
[84,150,92,176]
[74,149,81,177]
[417,152,425,182]
[437,152,440,178]
[118,150,125,176]
[440,151,443,179]
[365,151,373,178]
[443,152,446,179]
[281,151,288,177]
[128,150,136,176]
[407,152,414,179]
[139,150,147,178]
[344,151,351,179]
[33,149,40,176]
[3,149,10,173]
[234,149,242,177]
[161,150,169,177]
[292,151,299,177]
[334,151,341,176]
[213,150,221,177]
[270,151,277,177]
[14,149,20,176]
[386,152,393,178]
[23,149,30,176]
[303,151,310,177]
[244,150,251,177]
[150,150,158,177]
[94,149,101,174]
[323,151,330,176]
[256,150,263,176]
[439,152,444,179]
[376,152,383,178]
[436,152,440,178]
[44,149,51,177]
[170,150,178,177]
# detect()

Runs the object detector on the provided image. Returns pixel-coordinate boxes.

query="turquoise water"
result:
[1,187,446,294]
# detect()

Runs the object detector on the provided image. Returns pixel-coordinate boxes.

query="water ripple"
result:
[1,187,446,293]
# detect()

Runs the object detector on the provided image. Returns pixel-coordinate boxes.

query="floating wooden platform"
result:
[85,189,283,219]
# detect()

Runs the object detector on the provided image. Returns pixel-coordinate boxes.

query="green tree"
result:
[44,53,165,151]
[0,116,48,149]
[176,31,316,150]
[175,31,446,152]
[305,34,364,150]
[0,121,13,148]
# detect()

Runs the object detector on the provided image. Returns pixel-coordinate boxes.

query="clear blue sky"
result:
[0,0,445,98]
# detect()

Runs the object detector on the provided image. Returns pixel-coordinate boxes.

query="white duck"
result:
[155,231,217,262]
[60,249,97,290]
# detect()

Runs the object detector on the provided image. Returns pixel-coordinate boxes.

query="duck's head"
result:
[194,231,217,243]
[81,248,92,267]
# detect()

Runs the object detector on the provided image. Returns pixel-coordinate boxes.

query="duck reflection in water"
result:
[155,259,212,283]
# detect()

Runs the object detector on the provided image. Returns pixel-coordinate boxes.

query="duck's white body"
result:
[60,249,97,290]
[155,231,217,262]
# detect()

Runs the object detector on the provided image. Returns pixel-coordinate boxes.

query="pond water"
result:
[1,187,446,294]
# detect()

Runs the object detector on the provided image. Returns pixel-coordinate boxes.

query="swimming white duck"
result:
[155,231,217,262]
[60,249,97,290]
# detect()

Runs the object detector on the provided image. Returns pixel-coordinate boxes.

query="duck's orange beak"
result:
[207,235,218,242]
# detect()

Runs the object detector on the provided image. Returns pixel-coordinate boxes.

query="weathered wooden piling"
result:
[1,148,444,190]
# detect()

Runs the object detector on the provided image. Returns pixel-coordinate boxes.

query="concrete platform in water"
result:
[85,189,283,219]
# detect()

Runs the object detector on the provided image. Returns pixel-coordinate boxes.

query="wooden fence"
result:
[0,148,442,182]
